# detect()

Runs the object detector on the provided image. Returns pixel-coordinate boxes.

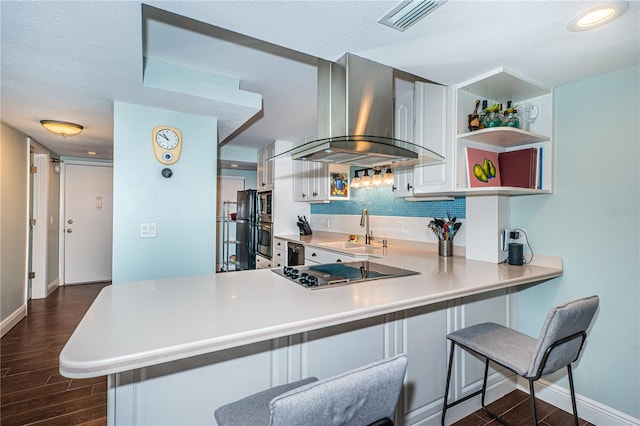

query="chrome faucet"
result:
[360,208,373,245]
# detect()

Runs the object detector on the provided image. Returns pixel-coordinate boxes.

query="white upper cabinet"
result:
[393,86,415,197]
[412,82,451,194]
[257,142,275,191]
[453,68,553,195]
[393,81,451,198]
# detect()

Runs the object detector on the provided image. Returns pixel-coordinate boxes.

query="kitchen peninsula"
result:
[60,235,562,425]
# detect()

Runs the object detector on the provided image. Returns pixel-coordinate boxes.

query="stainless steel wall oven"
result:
[256,221,272,260]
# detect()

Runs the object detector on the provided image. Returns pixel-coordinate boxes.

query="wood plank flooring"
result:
[1,283,109,426]
[2,282,593,426]
[452,388,595,426]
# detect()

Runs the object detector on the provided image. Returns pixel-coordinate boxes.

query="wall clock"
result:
[152,126,183,165]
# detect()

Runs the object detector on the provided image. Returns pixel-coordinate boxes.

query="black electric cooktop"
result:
[272,261,420,289]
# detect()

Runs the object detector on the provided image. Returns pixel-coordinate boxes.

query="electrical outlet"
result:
[503,227,528,251]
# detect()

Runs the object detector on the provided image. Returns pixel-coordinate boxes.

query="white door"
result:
[64,164,113,284]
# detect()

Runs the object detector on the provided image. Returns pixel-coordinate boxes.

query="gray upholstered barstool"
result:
[441,295,599,426]
[215,354,408,426]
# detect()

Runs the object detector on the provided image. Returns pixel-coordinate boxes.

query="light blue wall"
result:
[511,64,639,418]
[219,144,258,163]
[112,102,218,283]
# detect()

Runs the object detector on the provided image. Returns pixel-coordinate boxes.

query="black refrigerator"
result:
[236,189,257,270]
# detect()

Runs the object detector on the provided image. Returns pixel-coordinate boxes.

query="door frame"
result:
[30,151,50,299]
[59,159,113,286]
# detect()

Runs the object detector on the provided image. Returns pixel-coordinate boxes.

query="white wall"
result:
[0,123,28,333]
[219,168,256,189]
[112,102,218,283]
[511,64,639,419]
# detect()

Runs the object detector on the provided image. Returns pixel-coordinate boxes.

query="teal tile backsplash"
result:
[311,186,465,218]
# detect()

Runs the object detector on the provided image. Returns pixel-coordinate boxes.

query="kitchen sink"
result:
[318,241,384,255]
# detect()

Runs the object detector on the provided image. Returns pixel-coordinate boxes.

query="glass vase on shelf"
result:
[503,108,520,128]
[482,104,502,128]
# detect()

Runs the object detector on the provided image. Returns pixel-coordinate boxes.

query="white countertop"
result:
[59,235,562,379]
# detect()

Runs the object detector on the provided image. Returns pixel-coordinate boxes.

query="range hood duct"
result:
[273,53,444,168]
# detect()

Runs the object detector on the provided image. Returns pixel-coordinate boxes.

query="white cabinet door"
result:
[393,88,415,198]
[292,160,309,202]
[412,82,450,194]
[257,143,275,191]
[307,162,327,201]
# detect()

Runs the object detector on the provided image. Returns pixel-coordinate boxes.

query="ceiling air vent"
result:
[378,0,448,32]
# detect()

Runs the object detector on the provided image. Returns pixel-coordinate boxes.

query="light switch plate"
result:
[140,222,157,238]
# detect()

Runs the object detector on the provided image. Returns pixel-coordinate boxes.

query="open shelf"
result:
[457,127,549,148]
[454,68,553,194]
[462,187,552,196]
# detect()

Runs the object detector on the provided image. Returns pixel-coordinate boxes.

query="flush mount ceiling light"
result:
[567,1,628,31]
[40,120,84,138]
[378,0,448,32]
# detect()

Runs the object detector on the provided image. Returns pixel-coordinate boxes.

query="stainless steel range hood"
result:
[273,53,444,168]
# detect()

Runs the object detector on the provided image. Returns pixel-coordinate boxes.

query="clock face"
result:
[155,129,180,150]
[152,126,182,165]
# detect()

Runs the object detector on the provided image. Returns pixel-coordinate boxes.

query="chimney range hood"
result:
[272,53,444,169]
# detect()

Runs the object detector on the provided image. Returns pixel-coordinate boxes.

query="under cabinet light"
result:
[383,168,395,186]
[350,171,362,188]
[360,170,372,187]
[372,168,383,186]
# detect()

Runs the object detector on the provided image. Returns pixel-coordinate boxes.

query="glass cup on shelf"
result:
[520,103,540,132]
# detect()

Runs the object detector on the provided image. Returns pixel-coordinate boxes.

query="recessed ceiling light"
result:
[567,2,628,32]
[230,164,238,168]
[87,151,97,155]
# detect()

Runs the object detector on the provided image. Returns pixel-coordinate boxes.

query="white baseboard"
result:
[1,304,27,337]
[48,278,60,295]
[517,377,640,425]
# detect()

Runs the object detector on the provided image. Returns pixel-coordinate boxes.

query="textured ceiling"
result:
[1,1,638,160]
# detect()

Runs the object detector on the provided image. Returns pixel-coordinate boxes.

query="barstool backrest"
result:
[527,295,599,378]
[269,354,408,426]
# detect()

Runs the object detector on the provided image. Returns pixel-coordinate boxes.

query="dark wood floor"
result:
[1,282,109,426]
[452,388,594,426]
[2,282,592,426]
